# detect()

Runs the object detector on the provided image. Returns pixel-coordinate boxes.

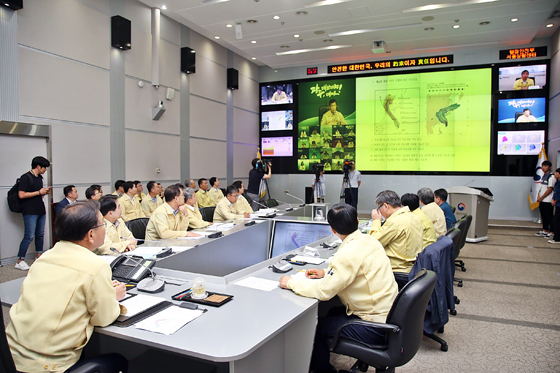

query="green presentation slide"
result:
[355,68,492,172]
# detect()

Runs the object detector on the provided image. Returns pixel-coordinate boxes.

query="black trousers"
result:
[344,188,359,209]
[539,202,553,231]
[553,205,560,241]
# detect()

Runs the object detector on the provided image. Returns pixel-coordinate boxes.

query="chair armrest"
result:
[70,361,104,373]
[330,319,400,350]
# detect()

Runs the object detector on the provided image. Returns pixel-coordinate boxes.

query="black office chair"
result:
[200,207,216,222]
[445,228,463,289]
[266,199,279,208]
[328,269,436,373]
[451,215,472,272]
[451,206,456,213]
[125,217,150,241]
[0,300,106,373]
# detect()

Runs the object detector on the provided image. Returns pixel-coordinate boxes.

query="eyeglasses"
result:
[91,222,106,230]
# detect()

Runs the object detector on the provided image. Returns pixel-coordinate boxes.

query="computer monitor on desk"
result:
[269,221,333,259]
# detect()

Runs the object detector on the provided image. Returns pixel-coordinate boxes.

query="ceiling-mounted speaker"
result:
[1,0,23,10]
[111,15,131,50]
[181,47,196,74]
[227,68,238,90]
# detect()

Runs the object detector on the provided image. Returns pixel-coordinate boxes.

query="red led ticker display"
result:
[499,46,547,60]
[307,67,318,75]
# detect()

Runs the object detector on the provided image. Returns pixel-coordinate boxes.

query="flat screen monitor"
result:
[261,136,293,157]
[261,110,294,131]
[269,221,333,259]
[497,98,546,123]
[497,130,545,155]
[498,64,547,91]
[261,83,294,105]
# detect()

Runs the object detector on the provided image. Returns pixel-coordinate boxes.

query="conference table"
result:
[0,204,341,373]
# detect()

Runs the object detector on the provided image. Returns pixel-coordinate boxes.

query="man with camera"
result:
[246,158,272,211]
[343,160,361,209]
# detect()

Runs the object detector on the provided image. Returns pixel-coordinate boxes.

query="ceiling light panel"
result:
[328,23,421,37]
[403,0,499,13]
[276,44,352,55]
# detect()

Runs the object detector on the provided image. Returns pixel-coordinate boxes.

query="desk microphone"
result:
[117,255,165,293]
[274,199,294,211]
[284,190,305,207]
[254,200,276,211]
[464,179,475,187]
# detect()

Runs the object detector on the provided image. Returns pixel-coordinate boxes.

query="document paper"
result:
[234,276,279,291]
[119,295,166,318]
[135,306,204,335]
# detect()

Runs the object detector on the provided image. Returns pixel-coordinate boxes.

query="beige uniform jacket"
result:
[94,218,135,255]
[186,204,210,229]
[196,189,215,208]
[6,241,120,373]
[422,202,446,237]
[118,195,146,222]
[369,206,424,273]
[233,195,254,214]
[320,110,346,126]
[412,208,437,249]
[213,197,244,222]
[145,203,189,241]
[141,194,163,217]
[287,230,398,323]
[209,188,224,205]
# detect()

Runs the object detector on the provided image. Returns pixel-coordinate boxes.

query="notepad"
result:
[135,306,204,335]
[119,294,166,319]
[234,276,279,291]
[290,255,325,265]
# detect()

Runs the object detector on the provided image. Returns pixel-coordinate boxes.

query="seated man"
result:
[95,195,137,255]
[134,180,147,203]
[184,187,211,229]
[195,178,215,208]
[112,179,125,197]
[184,178,196,190]
[279,203,398,373]
[141,180,163,217]
[6,201,127,373]
[401,193,437,249]
[118,181,146,222]
[434,188,457,230]
[232,180,254,214]
[209,177,225,204]
[370,190,424,275]
[54,184,78,217]
[85,184,103,201]
[145,184,200,240]
[418,187,446,237]
[213,185,251,222]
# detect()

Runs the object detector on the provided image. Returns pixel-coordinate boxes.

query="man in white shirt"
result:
[536,161,556,238]
[312,169,326,203]
[344,161,361,209]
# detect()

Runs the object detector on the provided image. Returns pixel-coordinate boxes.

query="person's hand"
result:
[371,208,383,220]
[125,244,136,252]
[306,269,325,279]
[179,205,188,216]
[552,200,556,207]
[128,238,138,246]
[39,187,51,196]
[279,276,291,289]
[243,212,251,218]
[113,281,126,301]
[186,231,201,237]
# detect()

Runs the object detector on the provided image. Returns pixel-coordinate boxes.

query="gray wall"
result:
[549,28,560,168]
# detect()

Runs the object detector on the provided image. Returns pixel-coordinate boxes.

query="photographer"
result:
[247,158,272,211]
[343,160,361,209]
[312,163,326,203]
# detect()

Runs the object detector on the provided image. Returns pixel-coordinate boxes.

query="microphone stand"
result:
[284,190,305,207]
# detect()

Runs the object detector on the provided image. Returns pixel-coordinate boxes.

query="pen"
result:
[125,284,135,287]
[296,269,306,272]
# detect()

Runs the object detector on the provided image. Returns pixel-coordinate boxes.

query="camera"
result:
[312,163,324,173]
[255,159,271,173]
[342,160,354,173]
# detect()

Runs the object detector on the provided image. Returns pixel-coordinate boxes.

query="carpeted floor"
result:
[2,220,560,372]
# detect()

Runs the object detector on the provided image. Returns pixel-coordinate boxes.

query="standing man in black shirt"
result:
[246,158,271,211]
[16,156,51,270]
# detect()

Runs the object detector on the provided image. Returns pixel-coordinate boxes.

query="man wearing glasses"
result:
[213,185,251,222]
[95,195,137,255]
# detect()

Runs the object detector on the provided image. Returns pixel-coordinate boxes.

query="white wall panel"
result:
[233,143,258,179]
[233,54,259,81]
[19,47,110,126]
[161,14,180,46]
[18,0,110,69]
[189,138,227,179]
[550,29,560,98]
[159,39,180,90]
[233,73,259,113]
[190,95,227,140]
[189,31,227,67]
[124,76,180,134]
[125,0,151,34]
[78,0,109,14]
[190,57,227,104]
[125,130,180,181]
[125,27,151,81]
[233,108,259,145]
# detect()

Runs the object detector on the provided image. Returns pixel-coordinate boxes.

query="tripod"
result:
[313,173,325,203]
[340,172,356,208]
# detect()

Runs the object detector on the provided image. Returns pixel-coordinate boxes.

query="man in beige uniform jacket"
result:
[196,178,215,208]
[184,187,211,229]
[95,195,137,255]
[280,203,397,373]
[213,185,250,222]
[209,177,225,204]
[418,187,446,237]
[232,180,254,214]
[141,181,164,217]
[118,181,146,222]
[6,201,127,373]
[401,193,437,249]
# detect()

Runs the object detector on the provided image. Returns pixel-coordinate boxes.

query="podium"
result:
[447,186,494,243]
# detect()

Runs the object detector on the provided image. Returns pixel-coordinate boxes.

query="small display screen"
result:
[261,137,293,157]
[270,221,333,258]
[261,110,294,131]
[261,83,294,105]
[497,98,546,123]
[497,130,545,155]
[498,64,547,91]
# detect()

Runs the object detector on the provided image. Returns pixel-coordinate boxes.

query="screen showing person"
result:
[261,83,294,105]
[497,98,546,123]
[498,64,547,91]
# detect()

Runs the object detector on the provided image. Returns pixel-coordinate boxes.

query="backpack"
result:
[7,173,32,213]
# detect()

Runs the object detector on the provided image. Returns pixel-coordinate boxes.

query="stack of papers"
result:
[118,295,166,319]
[290,255,325,265]
[206,223,236,231]
[124,246,169,259]
[135,306,204,335]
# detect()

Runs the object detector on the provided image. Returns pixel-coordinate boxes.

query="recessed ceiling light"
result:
[422,16,435,21]
[479,21,490,25]
[510,18,518,22]
[214,36,220,39]
[251,57,256,60]
[294,34,300,38]
[273,15,280,20]
[246,19,258,23]
[251,40,257,43]
[315,30,326,34]
[453,24,460,28]
[226,24,233,28]
[295,11,308,15]
[546,23,554,28]
[424,27,435,31]
[161,5,167,9]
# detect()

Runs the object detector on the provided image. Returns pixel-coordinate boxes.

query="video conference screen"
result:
[497,130,544,155]
[270,221,333,258]
[261,83,294,105]
[261,110,294,131]
[498,64,547,91]
[297,68,492,172]
[261,137,293,157]
[497,98,546,123]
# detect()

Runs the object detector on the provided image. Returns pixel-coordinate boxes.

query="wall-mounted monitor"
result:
[261,110,293,131]
[269,221,333,259]
[261,137,293,157]
[497,130,545,155]
[261,83,294,105]
[498,64,547,91]
[497,98,546,123]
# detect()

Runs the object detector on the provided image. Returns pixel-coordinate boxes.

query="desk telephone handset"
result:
[110,255,155,282]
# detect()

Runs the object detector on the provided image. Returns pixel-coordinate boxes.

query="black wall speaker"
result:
[181,47,196,74]
[227,68,239,90]
[111,15,131,50]
[1,0,23,10]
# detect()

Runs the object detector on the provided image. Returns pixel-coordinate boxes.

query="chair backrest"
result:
[384,269,437,365]
[125,217,150,240]
[456,215,472,250]
[266,199,279,208]
[200,207,216,222]
[0,300,18,373]
[445,227,462,260]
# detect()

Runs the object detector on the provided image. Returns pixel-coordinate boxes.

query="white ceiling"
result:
[139,0,560,69]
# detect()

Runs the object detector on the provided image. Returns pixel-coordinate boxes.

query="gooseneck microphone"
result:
[284,190,305,207]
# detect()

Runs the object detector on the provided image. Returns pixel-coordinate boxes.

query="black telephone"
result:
[110,255,155,283]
